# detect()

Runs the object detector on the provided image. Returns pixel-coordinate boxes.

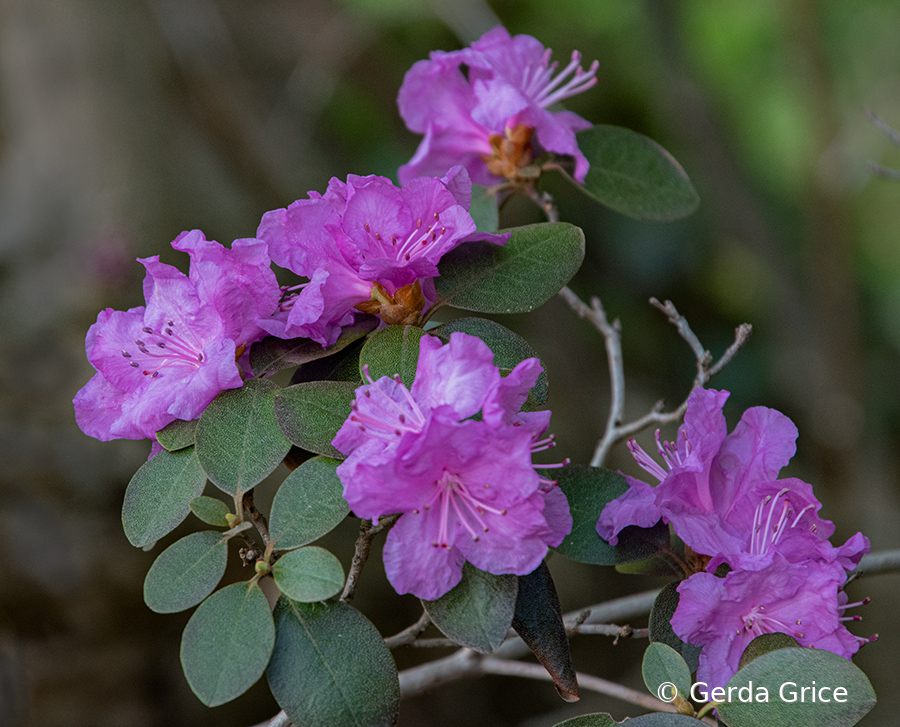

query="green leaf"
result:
[155,418,197,451]
[249,318,379,376]
[716,648,876,727]
[195,379,291,497]
[422,563,518,653]
[272,547,345,602]
[553,715,617,727]
[143,531,228,613]
[553,715,699,727]
[189,496,231,527]
[268,456,350,549]
[358,325,425,387]
[642,642,692,703]
[434,222,584,314]
[122,447,207,548]
[180,582,275,707]
[267,598,399,727]
[553,465,670,565]
[648,581,702,674]
[572,124,700,221]
[289,338,365,385]
[469,184,499,233]
[432,317,548,406]
[737,633,800,671]
[273,381,357,458]
[511,562,578,702]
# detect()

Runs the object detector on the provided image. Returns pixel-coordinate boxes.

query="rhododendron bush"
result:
[74,25,886,727]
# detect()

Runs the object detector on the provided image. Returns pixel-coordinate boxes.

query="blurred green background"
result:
[1,0,899,724]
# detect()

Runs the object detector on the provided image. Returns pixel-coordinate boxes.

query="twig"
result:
[559,289,751,466]
[242,490,271,547]
[569,623,648,641]
[385,611,431,649]
[854,549,900,578]
[340,515,399,602]
[480,658,678,715]
[868,161,900,180]
[866,107,900,147]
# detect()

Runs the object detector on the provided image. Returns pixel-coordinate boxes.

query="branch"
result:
[340,515,399,602]
[479,659,681,716]
[242,490,271,547]
[866,107,900,147]
[385,610,431,649]
[558,289,751,466]
[854,548,900,578]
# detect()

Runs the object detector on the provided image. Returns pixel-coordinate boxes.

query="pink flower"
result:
[672,557,871,689]
[73,231,280,441]
[398,26,598,186]
[597,388,867,572]
[256,167,507,347]
[332,332,571,600]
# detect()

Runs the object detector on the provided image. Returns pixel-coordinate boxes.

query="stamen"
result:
[627,438,668,482]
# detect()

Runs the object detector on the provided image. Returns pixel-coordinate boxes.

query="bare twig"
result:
[385,611,432,649]
[854,549,900,579]
[480,659,678,714]
[866,107,900,147]
[341,515,399,602]
[559,289,752,466]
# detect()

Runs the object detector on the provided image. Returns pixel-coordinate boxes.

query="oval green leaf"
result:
[422,562,518,654]
[738,632,801,672]
[273,381,357,458]
[432,317,549,407]
[553,465,670,565]
[143,531,228,613]
[267,597,399,727]
[648,581,702,674]
[180,582,275,707]
[358,325,425,387]
[189,496,231,527]
[268,456,350,549]
[250,317,379,377]
[122,447,207,548]
[552,715,617,727]
[434,222,585,314]
[642,642,692,703]
[716,647,876,727]
[272,547,345,602]
[553,714,699,727]
[469,184,499,233]
[155,418,197,451]
[195,379,291,497]
[572,124,700,221]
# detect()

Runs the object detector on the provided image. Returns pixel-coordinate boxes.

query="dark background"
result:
[1,0,899,725]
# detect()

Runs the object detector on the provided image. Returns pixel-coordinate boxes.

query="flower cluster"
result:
[256,167,507,347]
[74,230,280,441]
[73,169,497,444]
[332,332,572,600]
[398,26,598,186]
[597,388,873,688]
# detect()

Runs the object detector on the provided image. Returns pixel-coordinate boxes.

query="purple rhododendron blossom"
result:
[74,230,280,442]
[398,26,598,186]
[672,556,866,689]
[332,332,571,600]
[597,388,868,572]
[256,167,507,347]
